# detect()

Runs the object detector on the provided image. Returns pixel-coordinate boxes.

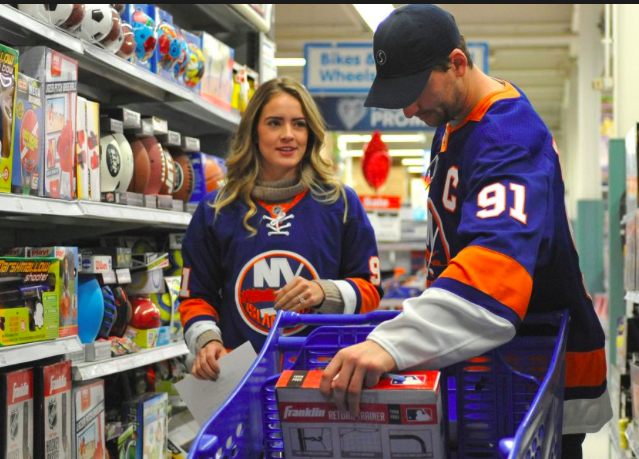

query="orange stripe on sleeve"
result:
[348,278,381,314]
[179,298,220,327]
[565,349,607,389]
[439,246,532,320]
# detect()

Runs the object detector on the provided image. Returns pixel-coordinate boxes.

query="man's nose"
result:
[403,103,419,119]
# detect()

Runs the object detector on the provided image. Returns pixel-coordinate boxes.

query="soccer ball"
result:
[79,4,114,43]
[18,5,72,26]
[100,7,124,53]
[131,9,157,63]
[157,22,180,71]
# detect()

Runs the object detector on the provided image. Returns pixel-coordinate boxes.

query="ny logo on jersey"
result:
[235,251,318,335]
[262,209,294,236]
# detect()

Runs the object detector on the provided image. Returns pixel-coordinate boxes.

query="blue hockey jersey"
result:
[179,186,383,352]
[368,81,612,434]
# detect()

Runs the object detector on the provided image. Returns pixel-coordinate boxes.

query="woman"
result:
[179,77,382,380]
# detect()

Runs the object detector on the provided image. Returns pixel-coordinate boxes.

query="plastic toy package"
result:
[125,392,169,459]
[0,257,60,346]
[72,380,106,459]
[34,360,72,459]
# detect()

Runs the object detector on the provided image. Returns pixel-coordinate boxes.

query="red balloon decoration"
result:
[362,130,390,191]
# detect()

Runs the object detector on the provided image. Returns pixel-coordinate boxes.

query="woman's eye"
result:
[295,121,307,128]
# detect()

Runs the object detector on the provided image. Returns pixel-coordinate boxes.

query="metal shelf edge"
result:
[0,336,83,368]
[72,342,188,381]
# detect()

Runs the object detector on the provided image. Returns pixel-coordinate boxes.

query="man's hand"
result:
[320,340,397,416]
[192,340,228,380]
[274,277,325,312]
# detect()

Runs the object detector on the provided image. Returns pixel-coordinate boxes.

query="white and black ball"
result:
[79,4,113,43]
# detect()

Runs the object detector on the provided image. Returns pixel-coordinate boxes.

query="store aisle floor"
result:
[583,426,610,458]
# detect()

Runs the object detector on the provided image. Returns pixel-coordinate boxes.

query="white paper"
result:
[175,341,257,427]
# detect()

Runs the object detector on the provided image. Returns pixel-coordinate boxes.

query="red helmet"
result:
[129,296,161,329]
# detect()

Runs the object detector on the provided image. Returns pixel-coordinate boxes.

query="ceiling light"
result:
[341,149,428,158]
[407,166,425,174]
[401,159,425,166]
[274,58,306,67]
[353,4,395,32]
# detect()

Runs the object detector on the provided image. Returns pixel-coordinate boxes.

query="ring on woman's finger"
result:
[297,295,305,305]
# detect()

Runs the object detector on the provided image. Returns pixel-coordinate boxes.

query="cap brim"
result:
[364,67,432,109]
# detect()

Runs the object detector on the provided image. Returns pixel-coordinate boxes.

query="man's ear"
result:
[450,49,468,77]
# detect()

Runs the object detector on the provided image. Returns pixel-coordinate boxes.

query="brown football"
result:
[140,136,165,195]
[116,23,136,59]
[172,154,195,202]
[61,4,85,32]
[100,7,122,48]
[159,148,176,195]
[127,137,150,193]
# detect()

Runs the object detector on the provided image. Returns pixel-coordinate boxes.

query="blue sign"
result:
[304,41,490,95]
[314,97,435,132]
[304,43,374,94]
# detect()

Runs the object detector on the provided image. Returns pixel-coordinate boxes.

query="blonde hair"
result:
[211,77,346,235]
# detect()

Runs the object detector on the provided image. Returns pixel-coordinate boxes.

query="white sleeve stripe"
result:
[185,320,223,356]
[331,280,357,315]
[562,389,613,434]
[367,287,516,370]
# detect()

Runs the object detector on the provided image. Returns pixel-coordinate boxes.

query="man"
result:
[319,4,612,458]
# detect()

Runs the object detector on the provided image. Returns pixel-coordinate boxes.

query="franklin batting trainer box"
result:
[276,370,444,459]
[35,360,72,459]
[0,368,34,459]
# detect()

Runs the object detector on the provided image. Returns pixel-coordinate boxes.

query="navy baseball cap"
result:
[364,4,461,109]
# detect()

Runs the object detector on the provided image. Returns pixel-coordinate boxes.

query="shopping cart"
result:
[189,309,568,459]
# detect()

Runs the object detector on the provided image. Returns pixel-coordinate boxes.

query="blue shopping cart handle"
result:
[278,310,400,328]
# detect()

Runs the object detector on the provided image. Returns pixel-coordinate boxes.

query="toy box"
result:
[29,247,78,338]
[12,73,43,196]
[0,44,19,194]
[0,368,34,459]
[35,360,72,459]
[121,5,158,74]
[106,422,136,459]
[276,370,445,459]
[0,257,60,346]
[76,97,101,201]
[126,393,169,459]
[19,47,78,199]
[72,380,106,459]
[198,32,234,111]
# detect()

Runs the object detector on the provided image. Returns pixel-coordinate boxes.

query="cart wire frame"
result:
[189,309,568,459]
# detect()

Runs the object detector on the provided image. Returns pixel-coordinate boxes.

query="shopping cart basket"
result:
[189,309,568,459]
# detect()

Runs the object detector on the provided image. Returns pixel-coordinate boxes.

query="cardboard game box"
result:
[0,368,34,459]
[35,360,72,459]
[198,32,234,111]
[0,44,19,194]
[0,257,60,346]
[19,47,78,200]
[29,247,78,338]
[12,73,43,196]
[72,380,106,459]
[277,370,445,459]
[76,97,101,201]
[126,392,169,459]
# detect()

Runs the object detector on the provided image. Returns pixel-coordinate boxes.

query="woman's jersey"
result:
[179,186,383,352]
[368,81,612,434]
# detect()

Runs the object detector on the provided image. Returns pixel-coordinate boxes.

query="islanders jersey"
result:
[369,81,612,434]
[180,186,382,353]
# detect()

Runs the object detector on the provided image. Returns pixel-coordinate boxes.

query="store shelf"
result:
[0,4,83,54]
[0,5,240,136]
[0,194,191,229]
[0,337,83,368]
[379,299,404,310]
[72,341,188,381]
[378,241,426,252]
[158,4,269,34]
[625,422,639,458]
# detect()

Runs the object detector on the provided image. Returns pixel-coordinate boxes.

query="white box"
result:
[276,370,444,459]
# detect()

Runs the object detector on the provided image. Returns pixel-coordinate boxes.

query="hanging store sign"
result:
[314,97,435,132]
[304,42,489,95]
